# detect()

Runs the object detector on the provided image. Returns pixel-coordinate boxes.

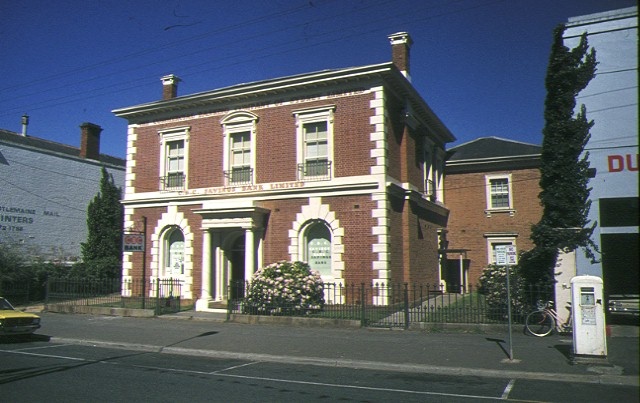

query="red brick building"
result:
[113,33,455,310]
[443,137,542,290]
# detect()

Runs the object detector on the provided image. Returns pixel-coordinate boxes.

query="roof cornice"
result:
[113,63,393,120]
[112,62,455,143]
[445,153,541,173]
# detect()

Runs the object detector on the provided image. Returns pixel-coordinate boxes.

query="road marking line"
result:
[212,361,261,374]
[502,379,516,399]
[212,372,506,400]
[11,344,74,352]
[0,349,87,362]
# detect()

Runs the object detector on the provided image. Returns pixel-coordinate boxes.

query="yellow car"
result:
[0,297,41,336]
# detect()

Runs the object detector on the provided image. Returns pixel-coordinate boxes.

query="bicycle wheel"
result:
[525,310,554,337]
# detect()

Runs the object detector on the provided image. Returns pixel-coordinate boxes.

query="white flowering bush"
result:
[244,261,324,315]
[478,265,528,319]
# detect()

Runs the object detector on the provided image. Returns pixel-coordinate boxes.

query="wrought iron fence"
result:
[228,282,553,328]
[0,279,35,306]
[43,277,184,315]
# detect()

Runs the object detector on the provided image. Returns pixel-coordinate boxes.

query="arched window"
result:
[305,221,332,276]
[164,227,184,277]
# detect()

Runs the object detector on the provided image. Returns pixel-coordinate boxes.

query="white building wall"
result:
[563,7,638,279]
[0,139,125,262]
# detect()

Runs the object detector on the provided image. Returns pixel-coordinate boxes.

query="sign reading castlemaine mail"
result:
[123,232,145,252]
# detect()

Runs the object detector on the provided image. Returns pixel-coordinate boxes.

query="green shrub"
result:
[244,261,324,315]
[478,265,528,317]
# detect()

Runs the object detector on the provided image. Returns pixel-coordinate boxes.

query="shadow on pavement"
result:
[0,334,51,344]
[485,337,509,359]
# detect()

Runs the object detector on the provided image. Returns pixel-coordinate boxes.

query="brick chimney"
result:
[161,74,181,100]
[79,122,102,160]
[388,32,413,82]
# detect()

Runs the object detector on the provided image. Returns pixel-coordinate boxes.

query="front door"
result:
[229,235,245,299]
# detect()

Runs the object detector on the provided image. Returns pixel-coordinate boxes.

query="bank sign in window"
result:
[308,238,331,276]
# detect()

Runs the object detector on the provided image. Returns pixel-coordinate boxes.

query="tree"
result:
[520,25,598,288]
[79,167,123,279]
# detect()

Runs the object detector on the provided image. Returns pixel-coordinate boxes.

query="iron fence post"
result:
[226,284,232,321]
[155,277,160,315]
[44,275,49,308]
[403,283,410,330]
[360,283,366,327]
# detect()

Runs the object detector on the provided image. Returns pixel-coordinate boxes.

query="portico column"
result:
[201,230,212,300]
[244,228,255,283]
[256,229,263,271]
[213,232,223,300]
[195,229,212,311]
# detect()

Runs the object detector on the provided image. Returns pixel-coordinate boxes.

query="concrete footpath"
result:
[31,310,639,387]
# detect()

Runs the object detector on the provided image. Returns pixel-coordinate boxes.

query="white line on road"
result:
[501,379,516,399]
[9,344,75,352]
[0,349,87,362]
[212,361,261,374]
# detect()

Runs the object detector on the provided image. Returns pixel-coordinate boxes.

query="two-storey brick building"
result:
[443,137,542,289]
[113,33,454,310]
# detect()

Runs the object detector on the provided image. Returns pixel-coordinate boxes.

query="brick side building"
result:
[443,137,542,289]
[113,33,455,310]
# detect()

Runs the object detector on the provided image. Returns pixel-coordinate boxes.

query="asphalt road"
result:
[1,340,637,402]
[0,313,637,402]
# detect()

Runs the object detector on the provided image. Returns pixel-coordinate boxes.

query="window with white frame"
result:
[485,174,513,210]
[486,236,516,265]
[294,106,334,180]
[164,227,184,277]
[159,127,189,191]
[221,112,257,185]
[423,138,435,200]
[304,221,332,276]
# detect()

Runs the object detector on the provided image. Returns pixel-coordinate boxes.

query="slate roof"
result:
[0,128,125,168]
[447,136,541,161]
[446,137,541,173]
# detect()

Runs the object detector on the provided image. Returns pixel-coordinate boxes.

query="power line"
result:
[0,176,89,216]
[0,0,503,118]
[0,0,327,95]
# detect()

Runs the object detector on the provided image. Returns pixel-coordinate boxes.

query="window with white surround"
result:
[304,221,332,276]
[159,127,189,191]
[294,106,334,180]
[486,236,517,264]
[221,111,257,185]
[163,226,184,277]
[485,174,513,212]
[423,138,435,200]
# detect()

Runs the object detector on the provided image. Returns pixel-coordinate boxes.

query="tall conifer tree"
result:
[80,167,123,279]
[520,25,598,287]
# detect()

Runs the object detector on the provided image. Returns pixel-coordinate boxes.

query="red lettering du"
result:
[608,154,639,172]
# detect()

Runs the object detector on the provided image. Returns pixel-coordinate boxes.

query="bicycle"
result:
[525,301,572,337]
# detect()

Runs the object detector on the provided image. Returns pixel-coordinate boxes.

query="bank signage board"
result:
[123,232,145,252]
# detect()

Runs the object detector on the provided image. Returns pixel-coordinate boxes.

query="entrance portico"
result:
[194,205,268,311]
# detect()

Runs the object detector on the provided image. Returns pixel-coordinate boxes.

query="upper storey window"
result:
[422,137,444,202]
[159,127,189,191]
[294,106,335,181]
[221,111,258,185]
[485,174,514,215]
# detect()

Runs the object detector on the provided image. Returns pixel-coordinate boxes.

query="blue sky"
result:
[0,0,635,158]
